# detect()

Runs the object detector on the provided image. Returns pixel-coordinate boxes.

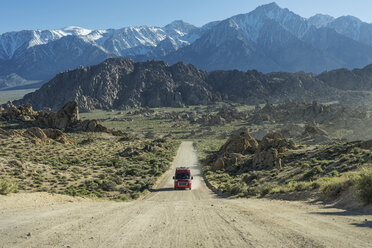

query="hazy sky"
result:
[1,0,372,34]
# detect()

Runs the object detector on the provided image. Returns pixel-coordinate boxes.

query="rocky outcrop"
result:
[196,114,226,126]
[253,148,281,169]
[2,127,73,144]
[301,124,330,145]
[279,123,303,138]
[43,129,74,144]
[250,100,367,125]
[212,153,244,171]
[303,125,328,137]
[1,101,79,129]
[207,128,258,171]
[23,127,48,141]
[10,58,351,111]
[13,59,217,111]
[208,130,296,171]
[253,133,295,169]
[1,101,131,137]
[80,120,108,132]
[219,128,258,154]
[257,133,295,153]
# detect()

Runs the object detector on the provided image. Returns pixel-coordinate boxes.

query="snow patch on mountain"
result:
[308,14,335,28]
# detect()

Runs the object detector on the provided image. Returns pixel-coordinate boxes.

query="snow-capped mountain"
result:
[0,20,203,84]
[2,2,372,89]
[308,14,335,28]
[165,2,372,73]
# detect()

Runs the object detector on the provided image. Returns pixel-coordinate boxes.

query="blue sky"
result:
[1,0,372,34]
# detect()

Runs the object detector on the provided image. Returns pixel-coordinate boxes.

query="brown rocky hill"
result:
[11,58,367,111]
[317,64,372,90]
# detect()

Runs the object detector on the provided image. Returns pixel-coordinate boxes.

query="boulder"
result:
[81,120,108,132]
[212,157,225,171]
[252,133,294,169]
[53,101,79,129]
[4,106,21,120]
[219,128,258,154]
[253,148,281,169]
[303,125,328,137]
[20,127,73,144]
[43,129,73,144]
[211,153,244,171]
[18,103,37,117]
[19,115,34,122]
[258,133,295,153]
[24,127,48,141]
[197,114,225,126]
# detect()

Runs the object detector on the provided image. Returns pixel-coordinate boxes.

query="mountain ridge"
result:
[12,57,372,112]
[2,2,372,88]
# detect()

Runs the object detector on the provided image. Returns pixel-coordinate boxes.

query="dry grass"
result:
[0,130,179,200]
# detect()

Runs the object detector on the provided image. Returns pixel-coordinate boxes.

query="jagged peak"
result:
[62,26,92,35]
[164,20,197,33]
[261,2,280,8]
[335,15,362,23]
[308,14,335,28]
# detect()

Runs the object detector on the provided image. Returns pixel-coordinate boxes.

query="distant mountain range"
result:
[2,2,372,89]
[12,58,372,111]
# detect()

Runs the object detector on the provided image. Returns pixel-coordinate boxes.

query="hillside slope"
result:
[12,58,350,111]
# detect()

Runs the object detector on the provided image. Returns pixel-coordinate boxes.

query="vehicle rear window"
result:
[175,172,190,179]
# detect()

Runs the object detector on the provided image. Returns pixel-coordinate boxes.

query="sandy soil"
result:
[0,141,371,247]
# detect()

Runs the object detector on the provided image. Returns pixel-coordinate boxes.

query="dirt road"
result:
[1,141,371,247]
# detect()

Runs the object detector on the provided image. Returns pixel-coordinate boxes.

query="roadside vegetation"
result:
[0,179,18,195]
[197,138,372,204]
[0,130,179,201]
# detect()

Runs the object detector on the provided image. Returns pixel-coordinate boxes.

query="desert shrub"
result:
[311,158,318,164]
[303,165,323,180]
[320,175,357,198]
[0,179,18,195]
[358,167,372,204]
[259,183,276,197]
[83,179,117,192]
[328,170,339,177]
[120,195,129,201]
[126,167,143,176]
[131,192,140,199]
[229,183,245,195]
[129,183,142,192]
[100,180,117,191]
[242,171,264,184]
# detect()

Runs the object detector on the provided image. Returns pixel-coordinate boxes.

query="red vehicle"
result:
[173,167,193,190]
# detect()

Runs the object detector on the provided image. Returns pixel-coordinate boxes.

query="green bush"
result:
[0,179,18,195]
[260,183,276,197]
[320,175,356,198]
[229,184,245,195]
[303,165,323,180]
[358,167,372,204]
